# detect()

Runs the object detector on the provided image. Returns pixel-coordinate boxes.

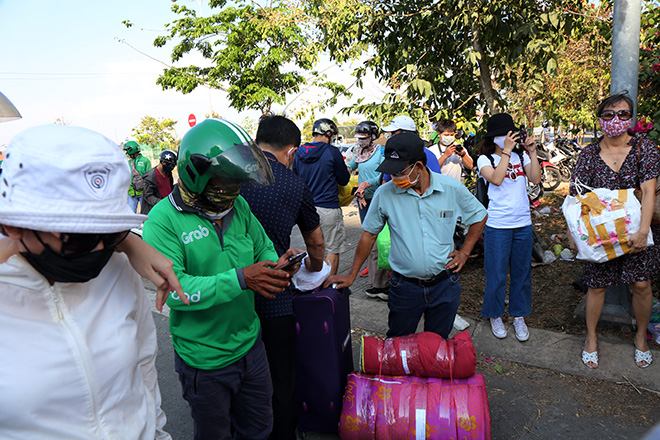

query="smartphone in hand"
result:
[518,125,528,144]
[278,252,307,271]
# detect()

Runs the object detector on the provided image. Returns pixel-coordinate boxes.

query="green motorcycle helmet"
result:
[178,118,274,193]
[123,141,140,156]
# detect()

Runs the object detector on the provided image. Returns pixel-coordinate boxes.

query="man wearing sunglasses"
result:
[143,118,302,440]
[0,125,171,439]
[327,132,487,340]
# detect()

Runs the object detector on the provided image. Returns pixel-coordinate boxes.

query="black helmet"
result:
[159,149,177,165]
[354,121,379,138]
[542,120,550,128]
[312,118,338,138]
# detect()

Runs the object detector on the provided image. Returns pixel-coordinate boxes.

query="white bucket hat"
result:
[381,115,417,132]
[0,124,147,233]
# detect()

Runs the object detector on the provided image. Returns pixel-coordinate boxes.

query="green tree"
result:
[129,0,346,115]
[309,0,586,133]
[131,116,180,160]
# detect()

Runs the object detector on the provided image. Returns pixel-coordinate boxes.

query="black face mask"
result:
[163,163,175,173]
[20,238,115,283]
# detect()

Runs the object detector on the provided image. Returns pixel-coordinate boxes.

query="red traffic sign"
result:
[188,114,197,127]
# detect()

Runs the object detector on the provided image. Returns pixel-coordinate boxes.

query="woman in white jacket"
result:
[0,124,173,440]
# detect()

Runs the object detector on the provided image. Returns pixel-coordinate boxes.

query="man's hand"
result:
[324,274,355,289]
[274,248,305,276]
[244,261,291,299]
[442,145,457,158]
[446,249,469,273]
[117,233,188,312]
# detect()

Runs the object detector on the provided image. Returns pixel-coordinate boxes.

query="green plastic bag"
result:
[377,223,391,270]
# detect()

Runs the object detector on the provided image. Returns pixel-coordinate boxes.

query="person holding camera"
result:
[429,119,473,182]
[477,113,541,342]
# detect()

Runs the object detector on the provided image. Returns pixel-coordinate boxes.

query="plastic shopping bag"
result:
[562,185,653,263]
[376,223,391,270]
[338,174,359,207]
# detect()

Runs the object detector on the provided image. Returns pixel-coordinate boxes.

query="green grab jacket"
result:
[127,154,152,196]
[143,190,278,370]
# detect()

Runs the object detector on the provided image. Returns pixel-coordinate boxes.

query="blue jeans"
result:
[387,270,461,339]
[174,335,273,440]
[128,195,141,213]
[358,198,371,223]
[481,225,532,318]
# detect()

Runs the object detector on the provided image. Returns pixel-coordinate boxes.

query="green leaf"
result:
[494,364,504,374]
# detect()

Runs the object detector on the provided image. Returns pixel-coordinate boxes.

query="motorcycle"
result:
[537,135,582,182]
[535,149,562,192]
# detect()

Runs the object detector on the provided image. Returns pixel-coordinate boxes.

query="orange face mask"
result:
[392,163,419,189]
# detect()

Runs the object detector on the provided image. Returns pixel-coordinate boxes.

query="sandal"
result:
[582,350,599,369]
[634,342,653,369]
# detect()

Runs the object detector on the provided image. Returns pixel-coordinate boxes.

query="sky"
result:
[0,0,388,147]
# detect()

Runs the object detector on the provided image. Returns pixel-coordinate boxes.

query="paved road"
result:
[146,204,660,439]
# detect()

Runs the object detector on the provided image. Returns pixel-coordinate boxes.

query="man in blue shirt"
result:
[327,132,487,339]
[293,118,351,275]
[241,115,325,440]
[380,115,441,174]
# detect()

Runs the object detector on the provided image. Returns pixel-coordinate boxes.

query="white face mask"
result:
[493,135,506,149]
[205,207,232,220]
[357,137,371,148]
[441,135,455,146]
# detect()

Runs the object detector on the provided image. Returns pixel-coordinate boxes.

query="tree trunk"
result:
[472,23,497,115]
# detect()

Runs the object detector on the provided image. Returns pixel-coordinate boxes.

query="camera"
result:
[454,144,464,152]
[518,125,528,144]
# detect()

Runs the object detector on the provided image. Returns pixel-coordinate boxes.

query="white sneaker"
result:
[513,317,530,342]
[490,317,507,339]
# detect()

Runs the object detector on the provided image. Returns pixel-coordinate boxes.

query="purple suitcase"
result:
[293,287,354,433]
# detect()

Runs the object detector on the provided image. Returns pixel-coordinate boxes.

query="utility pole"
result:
[610,0,642,117]
[594,0,643,326]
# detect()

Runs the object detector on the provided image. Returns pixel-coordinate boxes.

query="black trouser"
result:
[260,315,298,440]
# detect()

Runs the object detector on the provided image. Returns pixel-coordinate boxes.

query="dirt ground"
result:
[477,354,660,439]
[456,184,659,344]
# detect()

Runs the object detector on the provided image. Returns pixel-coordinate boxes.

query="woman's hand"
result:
[629,230,649,254]
[522,136,536,154]
[354,181,371,198]
[503,131,517,154]
[117,233,187,312]
[354,182,371,208]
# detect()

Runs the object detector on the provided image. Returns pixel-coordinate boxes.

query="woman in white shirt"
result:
[476,113,541,342]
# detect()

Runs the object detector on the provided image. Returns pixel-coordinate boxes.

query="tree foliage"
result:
[507,2,612,133]
[139,0,346,115]
[131,116,180,153]
[638,0,660,140]
[308,0,586,134]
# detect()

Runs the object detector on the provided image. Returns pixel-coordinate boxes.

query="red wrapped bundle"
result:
[339,372,491,440]
[360,331,476,379]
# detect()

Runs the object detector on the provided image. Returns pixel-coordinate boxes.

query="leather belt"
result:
[394,269,451,287]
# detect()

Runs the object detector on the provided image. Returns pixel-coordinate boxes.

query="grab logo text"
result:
[181,225,210,244]
[171,291,202,303]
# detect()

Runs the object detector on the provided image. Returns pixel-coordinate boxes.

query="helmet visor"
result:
[192,142,274,189]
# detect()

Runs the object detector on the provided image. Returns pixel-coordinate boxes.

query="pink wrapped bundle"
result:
[339,372,491,440]
[360,331,476,379]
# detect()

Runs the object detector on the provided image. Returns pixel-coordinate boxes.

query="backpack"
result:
[130,159,146,192]
[475,154,496,208]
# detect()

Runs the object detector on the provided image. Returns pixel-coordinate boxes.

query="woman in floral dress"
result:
[570,92,660,369]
